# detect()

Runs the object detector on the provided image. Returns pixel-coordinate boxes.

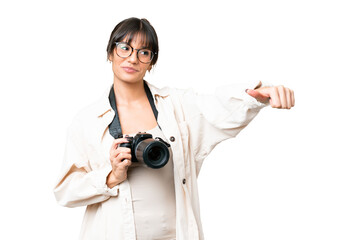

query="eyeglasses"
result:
[115,42,156,64]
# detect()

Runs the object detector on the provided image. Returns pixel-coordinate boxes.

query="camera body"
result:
[119,132,170,169]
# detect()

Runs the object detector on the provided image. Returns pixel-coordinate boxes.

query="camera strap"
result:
[108,81,159,139]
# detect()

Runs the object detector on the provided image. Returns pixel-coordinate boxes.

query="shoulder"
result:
[146,81,197,102]
[70,86,112,128]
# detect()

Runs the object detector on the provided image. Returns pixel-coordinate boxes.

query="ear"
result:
[108,48,117,62]
[108,53,113,62]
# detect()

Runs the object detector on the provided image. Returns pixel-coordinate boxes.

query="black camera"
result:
[119,133,171,169]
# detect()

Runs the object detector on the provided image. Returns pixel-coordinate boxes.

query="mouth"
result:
[122,66,139,73]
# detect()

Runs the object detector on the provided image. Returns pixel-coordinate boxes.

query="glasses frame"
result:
[115,42,156,64]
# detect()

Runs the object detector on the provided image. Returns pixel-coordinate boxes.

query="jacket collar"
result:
[145,80,170,99]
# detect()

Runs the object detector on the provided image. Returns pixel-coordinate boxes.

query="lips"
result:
[122,66,139,73]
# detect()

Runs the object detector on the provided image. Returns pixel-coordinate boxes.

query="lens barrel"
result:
[135,138,170,169]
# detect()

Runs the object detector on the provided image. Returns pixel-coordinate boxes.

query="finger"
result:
[285,88,292,109]
[114,147,131,155]
[121,159,132,168]
[246,89,270,103]
[116,159,132,172]
[111,147,131,160]
[278,86,287,109]
[269,87,281,108]
[291,89,295,107]
[114,152,132,163]
[110,138,129,151]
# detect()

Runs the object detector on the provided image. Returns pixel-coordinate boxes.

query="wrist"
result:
[106,171,121,188]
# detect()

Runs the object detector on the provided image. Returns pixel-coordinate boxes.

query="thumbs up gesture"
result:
[246,85,295,109]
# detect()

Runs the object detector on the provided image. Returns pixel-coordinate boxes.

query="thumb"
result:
[246,89,270,103]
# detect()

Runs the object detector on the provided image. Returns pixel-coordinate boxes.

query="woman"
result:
[54,17,294,240]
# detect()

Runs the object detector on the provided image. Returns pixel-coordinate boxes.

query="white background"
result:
[0,0,359,239]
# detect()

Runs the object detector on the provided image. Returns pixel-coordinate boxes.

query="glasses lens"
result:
[138,49,154,63]
[116,43,132,58]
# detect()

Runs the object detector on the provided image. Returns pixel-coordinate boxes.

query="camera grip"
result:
[118,136,133,149]
[119,142,131,149]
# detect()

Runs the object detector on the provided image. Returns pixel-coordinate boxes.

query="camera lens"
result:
[148,146,163,162]
[135,139,169,169]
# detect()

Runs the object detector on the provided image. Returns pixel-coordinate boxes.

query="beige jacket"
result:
[54,80,267,240]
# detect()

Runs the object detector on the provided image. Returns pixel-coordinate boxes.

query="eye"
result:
[139,50,151,56]
[118,43,131,51]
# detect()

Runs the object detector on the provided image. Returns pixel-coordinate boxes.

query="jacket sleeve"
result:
[177,80,270,173]
[54,118,118,208]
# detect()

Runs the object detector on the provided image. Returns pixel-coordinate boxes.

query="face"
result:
[109,34,153,84]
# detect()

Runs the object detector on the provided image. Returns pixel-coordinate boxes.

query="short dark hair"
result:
[106,17,159,66]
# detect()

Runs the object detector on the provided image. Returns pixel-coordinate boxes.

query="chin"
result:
[115,74,144,84]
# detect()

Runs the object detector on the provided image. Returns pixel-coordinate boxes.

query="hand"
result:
[246,85,295,109]
[107,138,132,188]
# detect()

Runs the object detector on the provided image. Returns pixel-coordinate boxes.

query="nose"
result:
[127,50,138,63]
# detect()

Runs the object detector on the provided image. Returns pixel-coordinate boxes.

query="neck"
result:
[113,79,146,105]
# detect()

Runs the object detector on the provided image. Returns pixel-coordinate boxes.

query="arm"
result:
[53,120,131,208]
[177,81,294,174]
